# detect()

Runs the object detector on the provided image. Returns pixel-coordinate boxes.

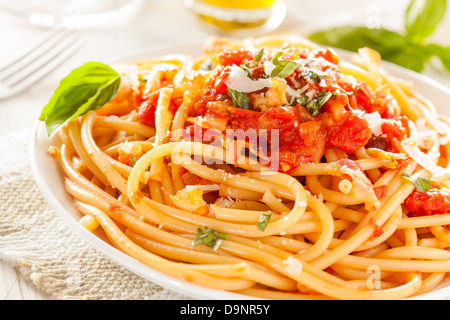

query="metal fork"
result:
[0,25,83,100]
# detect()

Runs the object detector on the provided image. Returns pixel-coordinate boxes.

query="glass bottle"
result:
[185,0,286,35]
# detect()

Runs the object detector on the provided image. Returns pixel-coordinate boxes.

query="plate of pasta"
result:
[31,35,450,300]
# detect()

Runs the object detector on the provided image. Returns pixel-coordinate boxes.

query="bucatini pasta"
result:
[41,35,450,300]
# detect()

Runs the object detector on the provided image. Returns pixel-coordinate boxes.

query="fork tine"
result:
[0,24,68,73]
[4,31,81,87]
[5,38,84,97]
[0,27,75,81]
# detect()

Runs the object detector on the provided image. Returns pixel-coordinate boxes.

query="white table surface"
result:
[0,0,448,300]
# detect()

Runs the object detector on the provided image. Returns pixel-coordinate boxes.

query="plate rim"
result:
[31,41,450,300]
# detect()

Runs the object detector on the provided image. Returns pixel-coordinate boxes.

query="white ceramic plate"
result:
[31,42,450,300]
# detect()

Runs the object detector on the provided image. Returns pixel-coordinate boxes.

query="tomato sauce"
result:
[404,188,450,217]
[137,47,408,172]
[137,86,183,126]
[193,48,375,171]
[218,49,254,67]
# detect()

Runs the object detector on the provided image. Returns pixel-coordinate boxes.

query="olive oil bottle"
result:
[185,0,286,35]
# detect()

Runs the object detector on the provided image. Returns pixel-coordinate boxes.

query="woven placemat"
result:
[0,129,188,300]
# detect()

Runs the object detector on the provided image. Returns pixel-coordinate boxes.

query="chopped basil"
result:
[130,155,137,166]
[199,59,215,71]
[253,48,264,62]
[238,49,264,80]
[240,62,253,79]
[300,90,333,117]
[137,75,147,83]
[39,62,121,137]
[227,87,250,110]
[192,227,228,251]
[257,211,273,232]
[400,173,432,193]
[302,69,326,83]
[294,96,308,106]
[270,51,301,78]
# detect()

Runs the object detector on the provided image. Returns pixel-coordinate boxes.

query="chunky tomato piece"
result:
[381,121,407,141]
[404,188,450,216]
[213,66,231,94]
[277,150,301,172]
[229,105,301,147]
[259,106,299,145]
[369,93,390,118]
[327,113,371,154]
[228,106,261,132]
[227,105,327,170]
[137,91,159,126]
[297,121,321,146]
[374,185,388,199]
[137,89,182,126]
[322,95,347,122]
[353,84,394,118]
[169,96,184,114]
[315,48,340,65]
[218,49,254,66]
[292,138,326,164]
[353,83,373,110]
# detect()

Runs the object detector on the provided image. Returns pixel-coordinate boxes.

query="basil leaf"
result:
[308,26,408,57]
[400,173,432,193]
[303,69,326,83]
[427,44,450,72]
[308,26,434,72]
[227,87,250,109]
[302,90,333,117]
[253,48,264,62]
[257,211,273,232]
[39,62,121,137]
[241,62,253,79]
[130,155,137,166]
[405,0,447,42]
[308,1,449,74]
[437,46,450,72]
[384,42,432,72]
[271,51,300,78]
[192,227,228,251]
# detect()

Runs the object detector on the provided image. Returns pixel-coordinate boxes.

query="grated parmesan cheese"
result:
[402,140,447,178]
[298,201,307,208]
[363,111,402,137]
[305,89,317,101]
[408,119,438,151]
[214,197,234,208]
[184,185,220,192]
[283,256,302,277]
[363,111,384,136]
[263,60,276,76]
[225,65,271,93]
